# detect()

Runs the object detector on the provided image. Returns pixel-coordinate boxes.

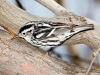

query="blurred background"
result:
[8,0,100,69]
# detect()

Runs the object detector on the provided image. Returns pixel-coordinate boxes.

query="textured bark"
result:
[0,0,100,75]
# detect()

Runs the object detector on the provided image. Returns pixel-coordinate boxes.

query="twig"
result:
[98,52,100,65]
[86,48,100,75]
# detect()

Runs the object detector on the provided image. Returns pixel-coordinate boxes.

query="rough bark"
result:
[0,0,100,75]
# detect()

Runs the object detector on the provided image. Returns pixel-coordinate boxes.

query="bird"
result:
[18,20,94,50]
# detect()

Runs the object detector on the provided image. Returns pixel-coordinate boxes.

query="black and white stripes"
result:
[18,21,94,49]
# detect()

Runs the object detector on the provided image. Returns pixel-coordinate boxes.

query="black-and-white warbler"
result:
[18,21,94,49]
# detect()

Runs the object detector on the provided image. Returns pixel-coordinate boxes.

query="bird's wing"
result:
[33,22,71,40]
[33,28,53,39]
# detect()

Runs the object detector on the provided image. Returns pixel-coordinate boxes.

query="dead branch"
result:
[86,48,100,75]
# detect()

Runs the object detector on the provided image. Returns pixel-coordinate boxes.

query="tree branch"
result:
[0,29,99,75]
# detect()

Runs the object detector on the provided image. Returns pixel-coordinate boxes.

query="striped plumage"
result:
[18,21,94,49]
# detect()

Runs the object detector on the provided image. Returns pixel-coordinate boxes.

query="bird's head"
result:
[18,22,37,39]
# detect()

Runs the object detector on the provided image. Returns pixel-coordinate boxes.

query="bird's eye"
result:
[23,33,25,35]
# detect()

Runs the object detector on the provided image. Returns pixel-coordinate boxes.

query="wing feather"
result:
[33,22,71,39]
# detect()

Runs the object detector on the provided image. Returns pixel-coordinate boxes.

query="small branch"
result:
[86,48,100,75]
